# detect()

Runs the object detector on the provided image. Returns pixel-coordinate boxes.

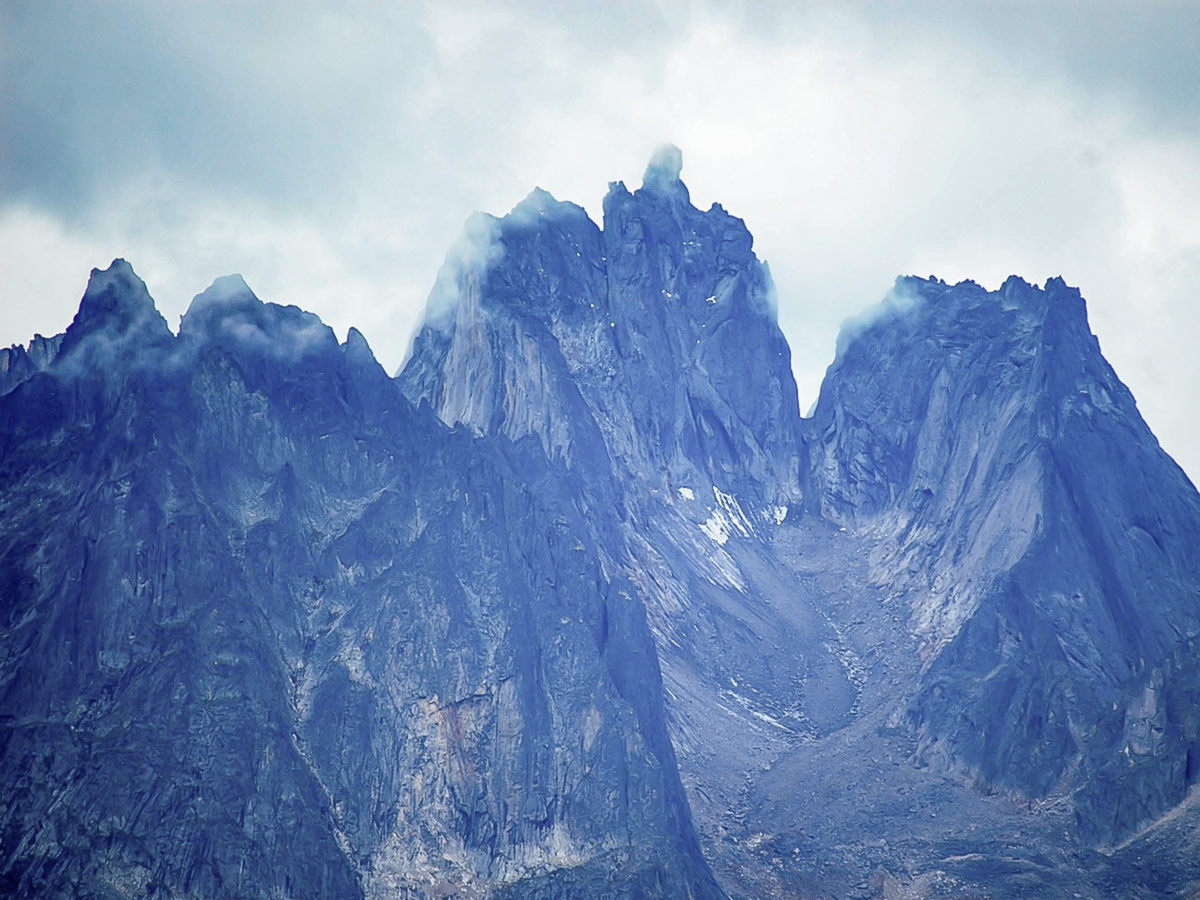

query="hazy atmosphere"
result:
[3,0,1198,480]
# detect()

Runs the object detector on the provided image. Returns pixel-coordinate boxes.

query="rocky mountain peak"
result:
[8,155,1200,899]
[506,186,591,227]
[402,149,801,508]
[180,274,337,364]
[343,325,373,359]
[802,269,1200,833]
[58,258,171,359]
[192,272,255,305]
[0,332,64,395]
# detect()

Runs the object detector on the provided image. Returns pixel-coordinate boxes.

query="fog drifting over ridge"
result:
[2,2,1198,480]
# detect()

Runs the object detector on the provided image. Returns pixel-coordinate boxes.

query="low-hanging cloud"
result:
[833,277,927,361]
[418,211,504,332]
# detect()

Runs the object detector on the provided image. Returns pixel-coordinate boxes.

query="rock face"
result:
[399,156,852,893]
[0,333,63,396]
[399,150,803,512]
[0,262,723,899]
[5,150,1200,900]
[807,274,1200,824]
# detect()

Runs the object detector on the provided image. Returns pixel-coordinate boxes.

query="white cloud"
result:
[1,2,1197,480]
[0,205,111,341]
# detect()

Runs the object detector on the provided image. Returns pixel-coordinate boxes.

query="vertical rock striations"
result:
[402,151,1200,894]
[0,333,63,396]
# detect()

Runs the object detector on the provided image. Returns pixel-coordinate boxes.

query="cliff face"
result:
[399,145,803,514]
[807,274,1200,825]
[398,155,839,894]
[0,333,63,396]
[0,262,723,899]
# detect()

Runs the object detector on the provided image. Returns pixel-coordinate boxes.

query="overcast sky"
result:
[3,1,1198,480]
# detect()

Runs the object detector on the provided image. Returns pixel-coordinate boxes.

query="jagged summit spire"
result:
[507,187,591,228]
[512,186,559,215]
[79,258,153,314]
[84,257,139,293]
[60,258,170,357]
[641,144,688,199]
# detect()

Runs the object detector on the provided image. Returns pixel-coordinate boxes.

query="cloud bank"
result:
[2,1,1198,479]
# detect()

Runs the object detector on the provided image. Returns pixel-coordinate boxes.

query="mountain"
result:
[808,273,1200,838]
[791,272,1200,896]
[0,333,62,397]
[399,145,803,513]
[4,149,1200,899]
[0,261,722,899]
[403,149,1200,898]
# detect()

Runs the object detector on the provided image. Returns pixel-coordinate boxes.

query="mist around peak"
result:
[414,211,504,338]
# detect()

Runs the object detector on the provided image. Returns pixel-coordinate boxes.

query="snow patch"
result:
[700,511,730,545]
[678,486,695,501]
[701,488,754,546]
[337,638,374,687]
[713,487,754,537]
[707,546,746,590]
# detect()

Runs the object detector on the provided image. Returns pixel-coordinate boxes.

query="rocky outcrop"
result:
[806,273,1200,838]
[402,151,1200,894]
[400,152,847,896]
[0,332,63,396]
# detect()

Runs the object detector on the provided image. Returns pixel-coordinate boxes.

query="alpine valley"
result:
[3,148,1199,899]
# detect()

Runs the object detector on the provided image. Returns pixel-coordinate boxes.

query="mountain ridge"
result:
[4,149,1200,898]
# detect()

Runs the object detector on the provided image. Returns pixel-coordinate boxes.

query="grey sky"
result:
[2,1,1198,480]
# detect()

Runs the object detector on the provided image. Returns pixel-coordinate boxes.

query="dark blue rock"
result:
[402,151,1200,895]
[400,144,803,514]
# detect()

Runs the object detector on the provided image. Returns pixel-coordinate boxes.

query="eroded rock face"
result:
[0,262,723,899]
[399,155,848,896]
[399,146,804,515]
[807,274,1200,831]
[0,333,63,396]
